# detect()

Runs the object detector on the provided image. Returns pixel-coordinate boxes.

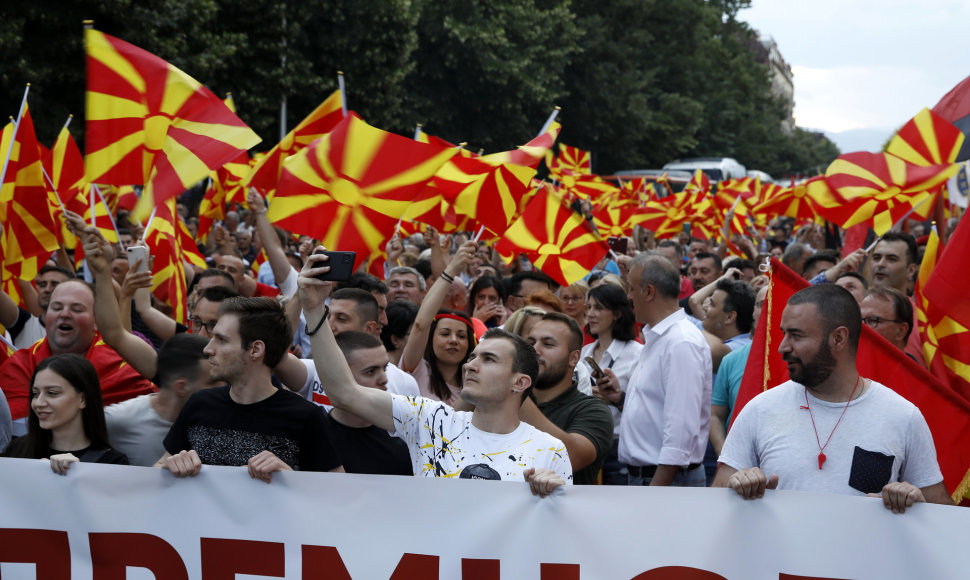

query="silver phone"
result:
[126,245,150,272]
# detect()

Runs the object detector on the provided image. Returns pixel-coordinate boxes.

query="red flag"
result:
[268,113,456,266]
[144,199,191,323]
[823,152,957,235]
[495,187,608,286]
[84,27,261,220]
[736,258,970,501]
[247,90,343,195]
[933,75,970,161]
[0,105,61,270]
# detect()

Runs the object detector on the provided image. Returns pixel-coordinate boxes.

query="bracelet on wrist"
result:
[305,305,330,336]
[439,272,455,284]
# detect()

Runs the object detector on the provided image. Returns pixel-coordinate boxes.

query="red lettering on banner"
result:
[200,538,285,579]
[541,563,581,579]
[0,529,860,579]
[0,528,71,578]
[462,558,500,579]
[632,566,728,579]
[90,533,188,580]
[388,553,440,579]
[300,546,438,579]
[302,545,352,579]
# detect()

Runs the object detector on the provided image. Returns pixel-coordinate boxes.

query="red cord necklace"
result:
[803,375,862,470]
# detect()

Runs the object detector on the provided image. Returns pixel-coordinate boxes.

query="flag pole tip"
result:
[416,123,422,128]
[83,20,94,27]
[25,83,31,87]
[554,106,561,111]
[68,114,74,119]
[337,70,344,76]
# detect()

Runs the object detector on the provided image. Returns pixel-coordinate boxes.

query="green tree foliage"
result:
[0,0,837,177]
[403,0,581,151]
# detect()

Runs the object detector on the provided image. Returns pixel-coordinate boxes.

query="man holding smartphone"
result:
[299,246,571,495]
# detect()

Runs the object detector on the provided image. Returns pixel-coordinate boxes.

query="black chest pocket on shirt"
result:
[849,446,895,494]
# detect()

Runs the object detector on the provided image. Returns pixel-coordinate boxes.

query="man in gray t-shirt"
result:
[713,284,952,513]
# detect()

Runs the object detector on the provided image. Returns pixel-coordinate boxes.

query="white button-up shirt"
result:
[619,309,712,467]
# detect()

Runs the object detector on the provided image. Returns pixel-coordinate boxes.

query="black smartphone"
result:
[607,236,628,255]
[313,250,356,281]
[584,356,604,378]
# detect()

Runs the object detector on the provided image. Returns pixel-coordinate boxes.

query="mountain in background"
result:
[810,127,894,155]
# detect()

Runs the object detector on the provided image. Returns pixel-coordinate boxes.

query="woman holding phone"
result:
[399,241,478,405]
[579,284,641,485]
[4,354,128,472]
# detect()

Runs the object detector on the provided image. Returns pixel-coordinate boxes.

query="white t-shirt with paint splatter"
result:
[390,394,573,483]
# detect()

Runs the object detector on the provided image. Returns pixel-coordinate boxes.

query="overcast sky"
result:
[742,0,970,148]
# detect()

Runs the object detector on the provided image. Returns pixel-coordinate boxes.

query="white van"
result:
[662,157,747,182]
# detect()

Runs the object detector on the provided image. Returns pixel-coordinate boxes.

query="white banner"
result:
[1,459,968,579]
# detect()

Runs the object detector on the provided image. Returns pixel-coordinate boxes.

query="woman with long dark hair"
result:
[400,241,478,404]
[4,354,128,471]
[580,284,641,485]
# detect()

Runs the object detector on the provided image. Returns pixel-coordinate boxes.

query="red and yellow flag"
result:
[495,187,608,286]
[917,223,970,399]
[752,176,837,223]
[45,123,86,206]
[143,199,191,324]
[486,122,561,169]
[822,152,959,235]
[247,90,343,196]
[887,108,964,167]
[683,169,712,196]
[547,143,592,179]
[84,27,261,220]
[637,190,715,240]
[0,105,62,271]
[449,123,562,236]
[267,113,456,266]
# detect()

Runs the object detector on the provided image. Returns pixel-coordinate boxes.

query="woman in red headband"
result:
[399,240,479,405]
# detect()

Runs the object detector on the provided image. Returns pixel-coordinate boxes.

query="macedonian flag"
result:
[247,90,344,196]
[822,152,959,235]
[495,187,608,286]
[267,112,456,266]
[84,26,261,220]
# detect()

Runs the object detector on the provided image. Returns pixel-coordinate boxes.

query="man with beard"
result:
[521,312,614,485]
[714,284,951,513]
[157,297,343,481]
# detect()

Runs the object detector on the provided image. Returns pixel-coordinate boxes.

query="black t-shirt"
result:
[51,444,129,465]
[4,438,129,465]
[164,386,340,472]
[322,412,413,476]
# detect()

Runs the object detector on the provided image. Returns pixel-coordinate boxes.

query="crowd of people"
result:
[0,189,957,512]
